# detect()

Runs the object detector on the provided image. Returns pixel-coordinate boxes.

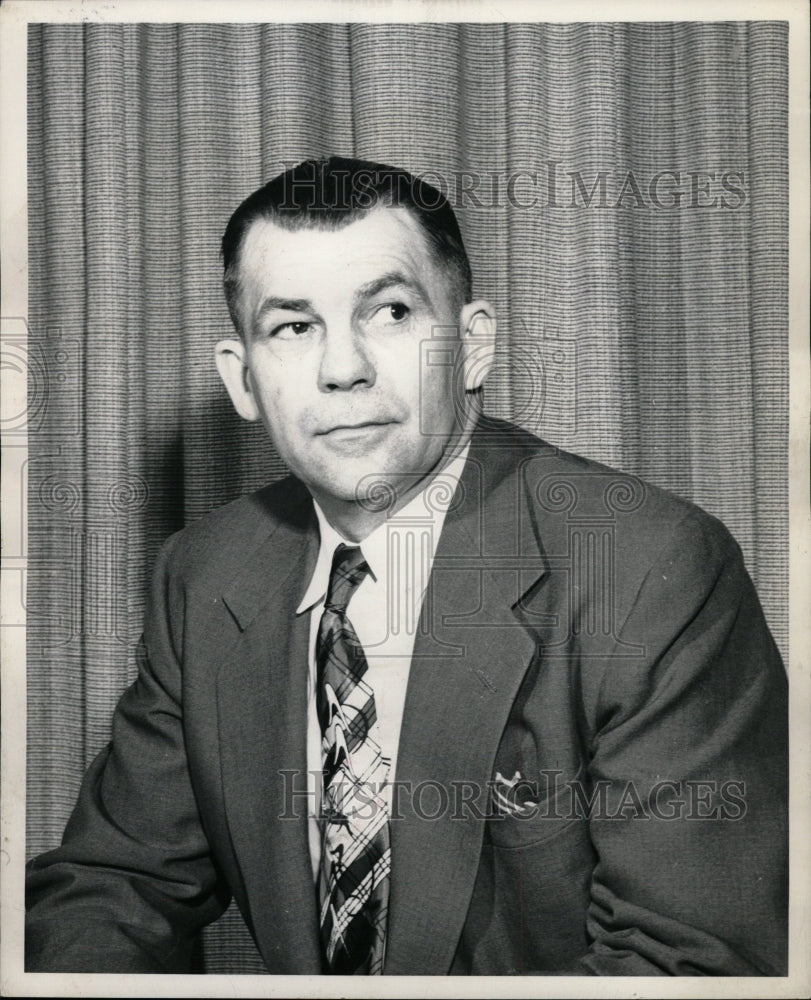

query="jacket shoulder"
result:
[158,475,313,585]
[477,418,740,586]
[496,419,737,551]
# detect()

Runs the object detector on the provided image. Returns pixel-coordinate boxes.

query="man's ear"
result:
[458,300,497,391]
[215,338,261,422]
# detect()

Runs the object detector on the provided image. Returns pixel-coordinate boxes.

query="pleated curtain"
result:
[26,21,788,973]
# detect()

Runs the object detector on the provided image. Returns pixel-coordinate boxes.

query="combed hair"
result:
[221,156,473,335]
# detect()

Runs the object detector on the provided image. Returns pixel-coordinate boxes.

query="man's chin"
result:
[308,472,404,514]
[295,437,454,514]
[304,463,434,516]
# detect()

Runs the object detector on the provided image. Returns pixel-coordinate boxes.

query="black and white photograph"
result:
[1,1,808,996]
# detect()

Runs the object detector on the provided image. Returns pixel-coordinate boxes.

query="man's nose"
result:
[317,326,376,392]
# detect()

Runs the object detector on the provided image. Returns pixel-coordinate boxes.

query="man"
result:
[26,157,787,976]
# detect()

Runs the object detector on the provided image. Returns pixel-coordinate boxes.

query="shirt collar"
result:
[296,442,471,615]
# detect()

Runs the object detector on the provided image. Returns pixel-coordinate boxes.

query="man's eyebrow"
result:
[256,295,314,319]
[353,271,430,305]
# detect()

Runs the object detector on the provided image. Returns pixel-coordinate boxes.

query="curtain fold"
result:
[26,21,788,974]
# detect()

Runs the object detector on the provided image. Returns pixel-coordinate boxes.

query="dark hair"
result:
[221,156,473,335]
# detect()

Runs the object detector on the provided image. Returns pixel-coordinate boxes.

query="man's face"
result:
[223,208,477,509]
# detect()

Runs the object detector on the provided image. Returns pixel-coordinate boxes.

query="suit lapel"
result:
[384,427,549,974]
[215,489,323,974]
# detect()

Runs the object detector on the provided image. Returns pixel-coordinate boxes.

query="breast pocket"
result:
[487,763,585,849]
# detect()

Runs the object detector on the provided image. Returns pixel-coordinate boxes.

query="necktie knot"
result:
[324,544,369,614]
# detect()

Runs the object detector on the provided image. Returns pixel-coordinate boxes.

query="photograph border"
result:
[2,1,808,997]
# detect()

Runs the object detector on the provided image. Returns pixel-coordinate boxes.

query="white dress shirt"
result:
[297,445,470,879]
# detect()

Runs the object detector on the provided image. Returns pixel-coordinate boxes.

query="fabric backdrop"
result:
[26,21,788,973]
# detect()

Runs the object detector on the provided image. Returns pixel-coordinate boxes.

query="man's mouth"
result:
[316,421,395,436]
[315,421,397,446]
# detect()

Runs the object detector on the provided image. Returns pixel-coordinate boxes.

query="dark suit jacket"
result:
[26,418,788,975]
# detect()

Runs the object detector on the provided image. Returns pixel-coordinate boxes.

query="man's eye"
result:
[272,321,313,338]
[376,302,410,324]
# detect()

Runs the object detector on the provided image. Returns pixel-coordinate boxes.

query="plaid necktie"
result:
[316,543,391,974]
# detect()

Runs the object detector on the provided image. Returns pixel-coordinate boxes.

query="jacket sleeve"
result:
[25,533,232,973]
[570,510,788,975]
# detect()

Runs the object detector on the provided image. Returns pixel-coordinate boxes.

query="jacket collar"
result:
[220,476,318,631]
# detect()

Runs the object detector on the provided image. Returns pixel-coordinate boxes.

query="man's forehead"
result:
[238,207,439,292]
